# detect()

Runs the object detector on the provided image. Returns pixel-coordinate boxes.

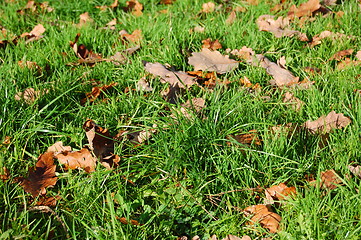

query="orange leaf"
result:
[202,38,222,51]
[244,204,281,233]
[55,147,97,173]
[265,182,296,204]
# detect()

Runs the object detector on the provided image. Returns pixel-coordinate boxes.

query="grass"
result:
[0,0,361,239]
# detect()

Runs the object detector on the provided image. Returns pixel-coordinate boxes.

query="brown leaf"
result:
[69,33,104,66]
[320,169,342,190]
[160,0,175,4]
[188,48,239,74]
[117,126,157,145]
[202,2,216,13]
[120,29,142,44]
[221,235,251,240]
[109,45,140,65]
[20,152,57,197]
[55,147,97,173]
[47,141,72,153]
[18,60,41,71]
[329,49,354,61]
[356,51,361,61]
[337,58,361,70]
[83,120,120,169]
[202,38,222,51]
[123,0,143,16]
[19,24,45,43]
[2,136,11,145]
[226,10,237,25]
[227,130,262,146]
[229,46,256,62]
[254,55,299,87]
[96,0,119,10]
[265,183,296,204]
[116,216,141,226]
[348,165,361,178]
[81,82,118,105]
[76,12,94,28]
[288,0,321,18]
[0,167,10,182]
[244,204,281,233]
[303,111,351,134]
[14,87,48,104]
[309,31,350,47]
[256,15,308,41]
[144,62,198,89]
[283,92,304,111]
[35,195,61,207]
[179,97,206,119]
[137,77,154,91]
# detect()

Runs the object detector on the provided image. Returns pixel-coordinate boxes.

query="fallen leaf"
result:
[323,0,337,6]
[221,235,251,240]
[137,77,154,91]
[123,0,143,16]
[120,29,142,44]
[288,0,321,18]
[329,49,354,61]
[81,82,118,105]
[100,18,117,30]
[244,204,281,233]
[303,111,351,134]
[202,2,216,13]
[265,183,296,204]
[256,15,308,41]
[309,30,350,47]
[20,152,57,197]
[227,129,262,146]
[161,0,175,4]
[47,141,72,154]
[76,12,94,28]
[190,26,205,33]
[55,147,97,173]
[96,0,119,10]
[319,169,342,190]
[116,126,157,144]
[178,97,206,119]
[283,92,304,111]
[253,55,299,87]
[116,216,141,226]
[226,10,237,25]
[228,46,256,62]
[144,62,198,89]
[348,165,361,178]
[337,58,361,70]
[20,24,45,43]
[35,195,61,207]
[109,45,140,65]
[83,120,120,169]
[202,38,222,51]
[14,87,48,104]
[356,51,361,60]
[69,33,104,66]
[188,48,239,74]
[0,167,10,182]
[2,136,11,145]
[18,60,41,71]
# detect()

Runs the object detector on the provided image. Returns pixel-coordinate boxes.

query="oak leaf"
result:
[329,49,353,61]
[55,147,97,173]
[288,0,321,18]
[188,48,239,74]
[257,15,308,41]
[303,111,351,134]
[202,38,222,51]
[265,182,296,204]
[123,0,143,16]
[20,152,57,197]
[144,62,198,89]
[244,204,281,233]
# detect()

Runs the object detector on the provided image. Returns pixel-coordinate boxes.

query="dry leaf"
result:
[83,120,120,169]
[123,0,143,16]
[229,46,256,62]
[226,10,237,25]
[227,130,262,146]
[144,62,198,89]
[14,87,48,104]
[348,165,361,178]
[303,111,351,134]
[356,51,361,60]
[120,29,142,44]
[35,195,61,207]
[265,182,296,204]
[81,82,118,105]
[202,2,215,13]
[76,12,94,28]
[323,0,337,6]
[329,49,354,61]
[117,126,157,144]
[0,167,10,182]
[191,26,205,33]
[244,204,281,233]
[20,24,45,43]
[116,216,141,226]
[137,77,154,91]
[96,0,119,10]
[188,48,239,74]
[283,92,304,111]
[337,58,361,70]
[202,38,222,51]
[257,15,308,41]
[309,31,350,47]
[320,169,342,190]
[18,60,41,71]
[288,0,321,18]
[178,97,206,119]
[20,152,57,197]
[55,147,97,173]
[109,45,140,65]
[69,33,104,66]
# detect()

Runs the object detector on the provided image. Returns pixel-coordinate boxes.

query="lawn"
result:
[0,0,361,239]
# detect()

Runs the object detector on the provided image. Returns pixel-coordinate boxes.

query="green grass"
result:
[1,0,361,239]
